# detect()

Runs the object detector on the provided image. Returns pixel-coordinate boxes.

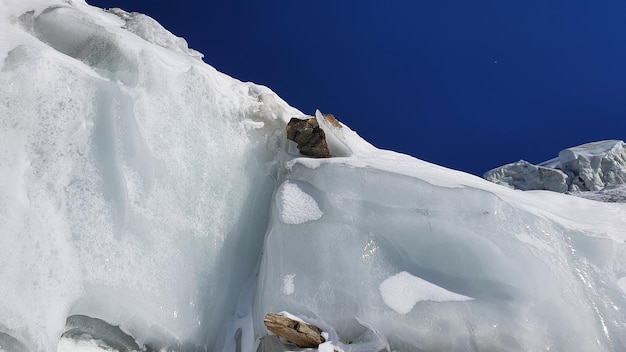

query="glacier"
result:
[485,140,626,198]
[1,1,626,351]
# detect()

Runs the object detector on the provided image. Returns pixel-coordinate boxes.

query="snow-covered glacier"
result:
[2,1,626,351]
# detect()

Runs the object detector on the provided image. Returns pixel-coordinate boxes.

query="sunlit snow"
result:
[1,1,626,352]
[379,271,472,315]
[280,274,296,296]
[276,181,323,225]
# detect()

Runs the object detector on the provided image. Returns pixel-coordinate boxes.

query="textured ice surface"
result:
[2,1,626,352]
[256,158,626,351]
[1,1,298,351]
[486,140,626,194]
[560,140,626,191]
[484,159,568,192]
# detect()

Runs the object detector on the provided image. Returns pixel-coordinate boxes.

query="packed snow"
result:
[280,274,296,296]
[276,181,323,225]
[379,271,472,315]
[1,1,626,352]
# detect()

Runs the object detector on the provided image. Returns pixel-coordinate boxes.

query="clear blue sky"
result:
[88,0,626,175]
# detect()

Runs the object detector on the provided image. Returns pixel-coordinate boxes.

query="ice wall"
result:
[1,1,299,351]
[257,159,626,351]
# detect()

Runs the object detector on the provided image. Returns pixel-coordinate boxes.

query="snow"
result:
[280,274,296,296]
[56,338,116,352]
[276,181,323,224]
[379,271,472,314]
[1,1,626,351]
[558,140,625,164]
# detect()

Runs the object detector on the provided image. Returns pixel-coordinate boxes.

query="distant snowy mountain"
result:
[484,140,626,202]
[2,1,626,352]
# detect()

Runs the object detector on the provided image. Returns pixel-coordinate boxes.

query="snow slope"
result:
[1,1,626,351]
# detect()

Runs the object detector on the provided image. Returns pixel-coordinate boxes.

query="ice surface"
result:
[559,140,626,191]
[2,1,626,352]
[484,159,568,192]
[558,140,625,164]
[255,160,626,351]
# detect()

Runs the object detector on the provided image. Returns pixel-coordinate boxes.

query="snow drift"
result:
[1,1,626,351]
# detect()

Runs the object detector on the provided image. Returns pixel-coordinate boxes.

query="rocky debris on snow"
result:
[263,313,325,348]
[484,140,626,201]
[322,113,342,128]
[484,160,568,192]
[286,117,331,158]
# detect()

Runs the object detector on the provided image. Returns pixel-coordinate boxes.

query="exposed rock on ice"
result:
[263,313,325,348]
[286,116,331,158]
[321,113,342,128]
[485,140,626,198]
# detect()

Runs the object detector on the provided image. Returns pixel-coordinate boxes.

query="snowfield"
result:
[1,1,626,351]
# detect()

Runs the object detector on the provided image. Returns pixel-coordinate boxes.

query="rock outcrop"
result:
[484,140,626,197]
[286,117,331,158]
[322,113,342,128]
[263,313,325,348]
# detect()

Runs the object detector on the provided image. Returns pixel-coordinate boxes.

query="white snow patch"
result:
[281,273,296,295]
[57,337,116,352]
[318,341,343,352]
[276,181,323,224]
[379,271,473,315]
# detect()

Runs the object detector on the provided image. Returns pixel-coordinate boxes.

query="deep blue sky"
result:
[88,1,626,176]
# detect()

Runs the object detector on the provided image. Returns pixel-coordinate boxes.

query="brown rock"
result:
[322,114,342,128]
[286,117,331,158]
[263,313,325,348]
